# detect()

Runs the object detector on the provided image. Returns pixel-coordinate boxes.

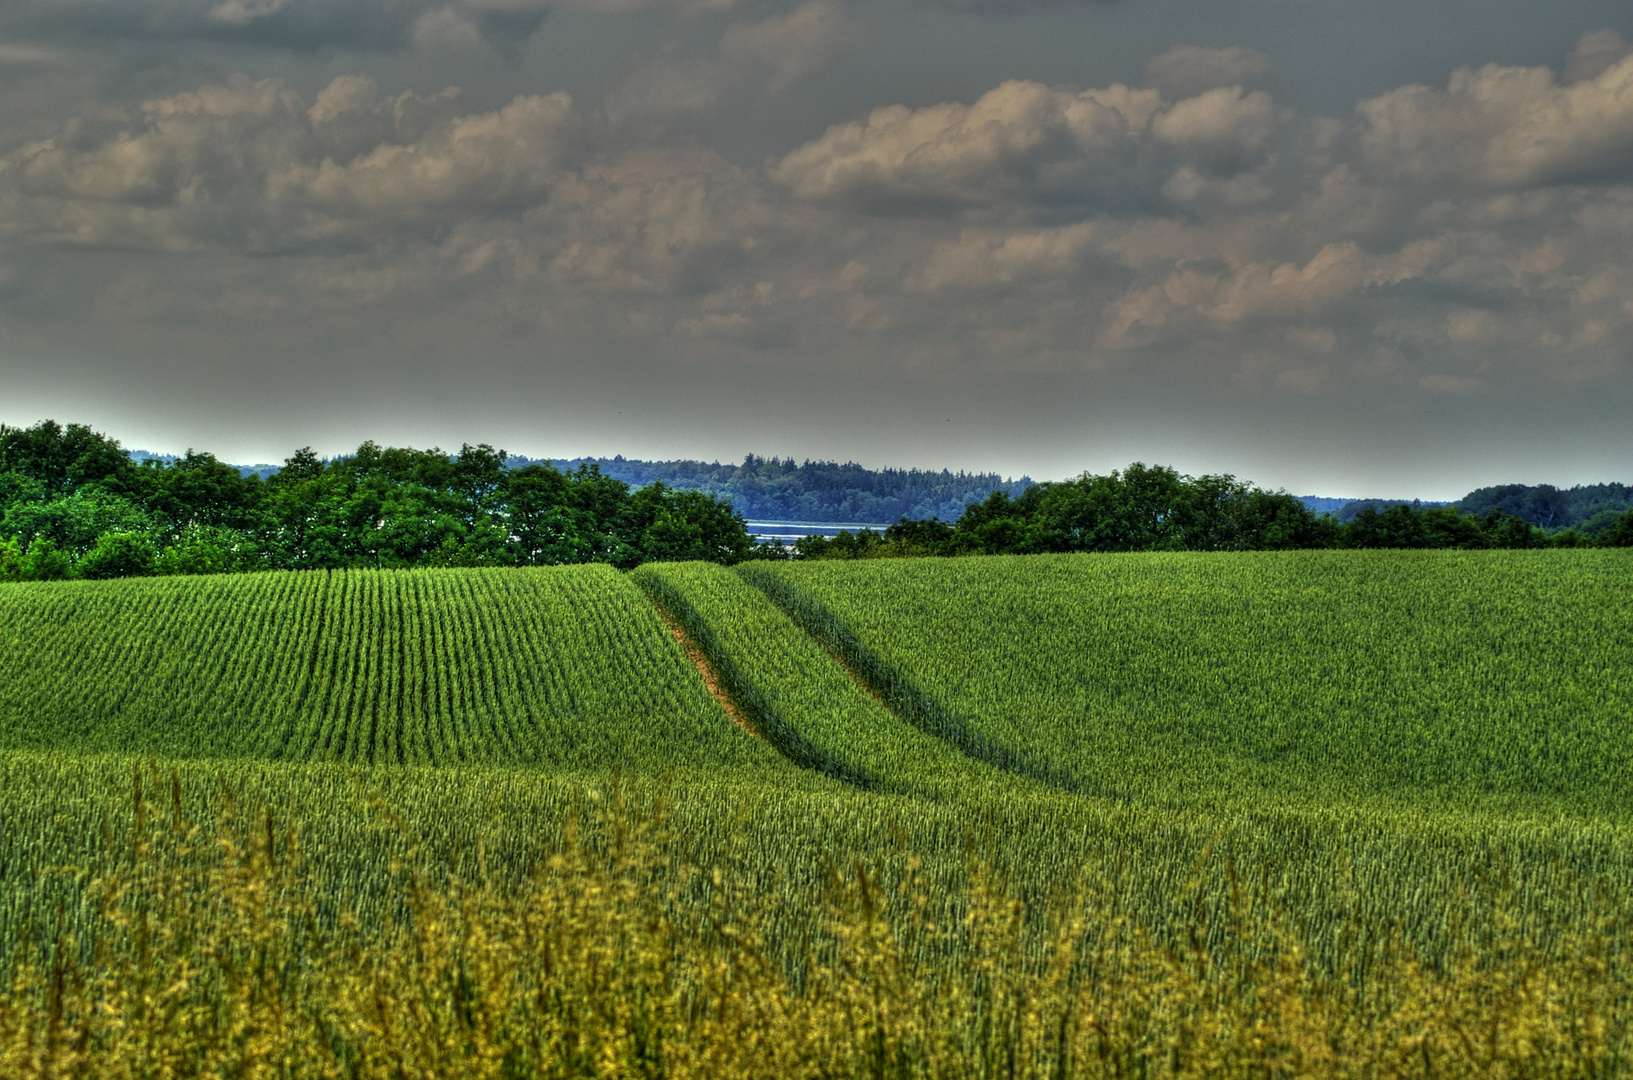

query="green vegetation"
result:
[632,561,1014,797]
[533,451,1033,523]
[794,463,1633,560]
[0,420,759,580]
[4,549,1633,1073]
[744,550,1633,819]
[3,761,1632,1078]
[1458,480,1633,534]
[0,566,773,770]
[9,420,1633,585]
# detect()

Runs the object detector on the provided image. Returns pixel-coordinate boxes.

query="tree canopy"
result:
[1,421,755,582]
[3,422,1627,583]
[791,463,1622,561]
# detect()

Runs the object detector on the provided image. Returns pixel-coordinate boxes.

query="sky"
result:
[1,0,1632,497]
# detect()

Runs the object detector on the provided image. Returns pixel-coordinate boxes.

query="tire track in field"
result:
[733,564,1089,797]
[649,601,761,740]
[634,569,874,788]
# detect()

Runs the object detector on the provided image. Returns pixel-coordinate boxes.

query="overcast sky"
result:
[2,0,1632,496]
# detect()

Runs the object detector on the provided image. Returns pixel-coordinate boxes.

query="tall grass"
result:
[2,772,1628,1078]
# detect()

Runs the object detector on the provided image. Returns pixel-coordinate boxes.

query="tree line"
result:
[792,463,1633,560]
[0,421,756,581]
[3,421,1630,582]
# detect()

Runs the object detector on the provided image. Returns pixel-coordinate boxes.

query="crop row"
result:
[632,562,1020,798]
[0,566,772,770]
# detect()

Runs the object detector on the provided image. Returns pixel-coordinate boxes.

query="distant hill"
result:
[124,449,1628,532]
[513,454,1034,524]
[1327,498,1455,524]
[1456,483,1633,535]
[1295,496,1350,516]
[130,450,281,481]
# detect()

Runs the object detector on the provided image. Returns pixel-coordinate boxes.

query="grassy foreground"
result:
[2,763,1630,1079]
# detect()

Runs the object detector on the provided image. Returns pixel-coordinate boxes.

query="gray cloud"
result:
[605,1,863,126]
[1563,28,1632,85]
[0,74,584,251]
[3,0,433,52]
[1143,45,1268,102]
[771,78,1283,216]
[3,18,1633,493]
[1354,48,1633,189]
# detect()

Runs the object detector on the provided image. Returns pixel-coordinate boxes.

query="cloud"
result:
[5,38,1633,427]
[1143,45,1268,102]
[605,0,861,126]
[718,0,862,94]
[1,75,583,250]
[1563,28,1633,85]
[0,0,744,55]
[3,0,430,52]
[1355,48,1633,189]
[772,77,1282,214]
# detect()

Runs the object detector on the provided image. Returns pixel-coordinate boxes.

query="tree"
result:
[1600,509,1633,548]
[0,420,139,496]
[78,532,158,579]
[18,538,71,581]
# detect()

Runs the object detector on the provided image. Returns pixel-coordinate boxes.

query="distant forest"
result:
[2,420,1630,582]
[512,454,1033,524]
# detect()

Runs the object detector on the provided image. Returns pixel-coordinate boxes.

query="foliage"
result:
[1458,480,1633,531]
[0,420,754,578]
[793,464,1565,560]
[529,452,1034,524]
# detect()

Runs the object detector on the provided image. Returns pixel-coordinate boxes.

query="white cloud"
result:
[773,80,1165,209]
[283,92,579,218]
[1,75,580,249]
[1356,51,1633,189]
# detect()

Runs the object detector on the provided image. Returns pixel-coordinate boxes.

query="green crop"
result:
[5,551,1633,1073]
[741,549,1633,819]
[0,565,776,771]
[634,561,1028,798]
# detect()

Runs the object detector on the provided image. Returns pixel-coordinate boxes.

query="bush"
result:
[78,531,158,579]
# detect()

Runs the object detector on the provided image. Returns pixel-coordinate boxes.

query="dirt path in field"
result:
[654,606,761,740]
[814,639,891,708]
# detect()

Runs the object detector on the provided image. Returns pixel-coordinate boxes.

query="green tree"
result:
[18,538,72,581]
[1600,509,1633,547]
[78,532,159,579]
[0,420,140,496]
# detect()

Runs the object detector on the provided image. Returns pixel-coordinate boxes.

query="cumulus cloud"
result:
[773,77,1281,214]
[1143,45,1268,102]
[606,0,861,126]
[4,35,1633,423]
[1,74,583,249]
[1563,28,1633,85]
[1355,47,1633,189]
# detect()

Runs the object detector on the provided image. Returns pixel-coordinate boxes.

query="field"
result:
[2,551,1632,1076]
